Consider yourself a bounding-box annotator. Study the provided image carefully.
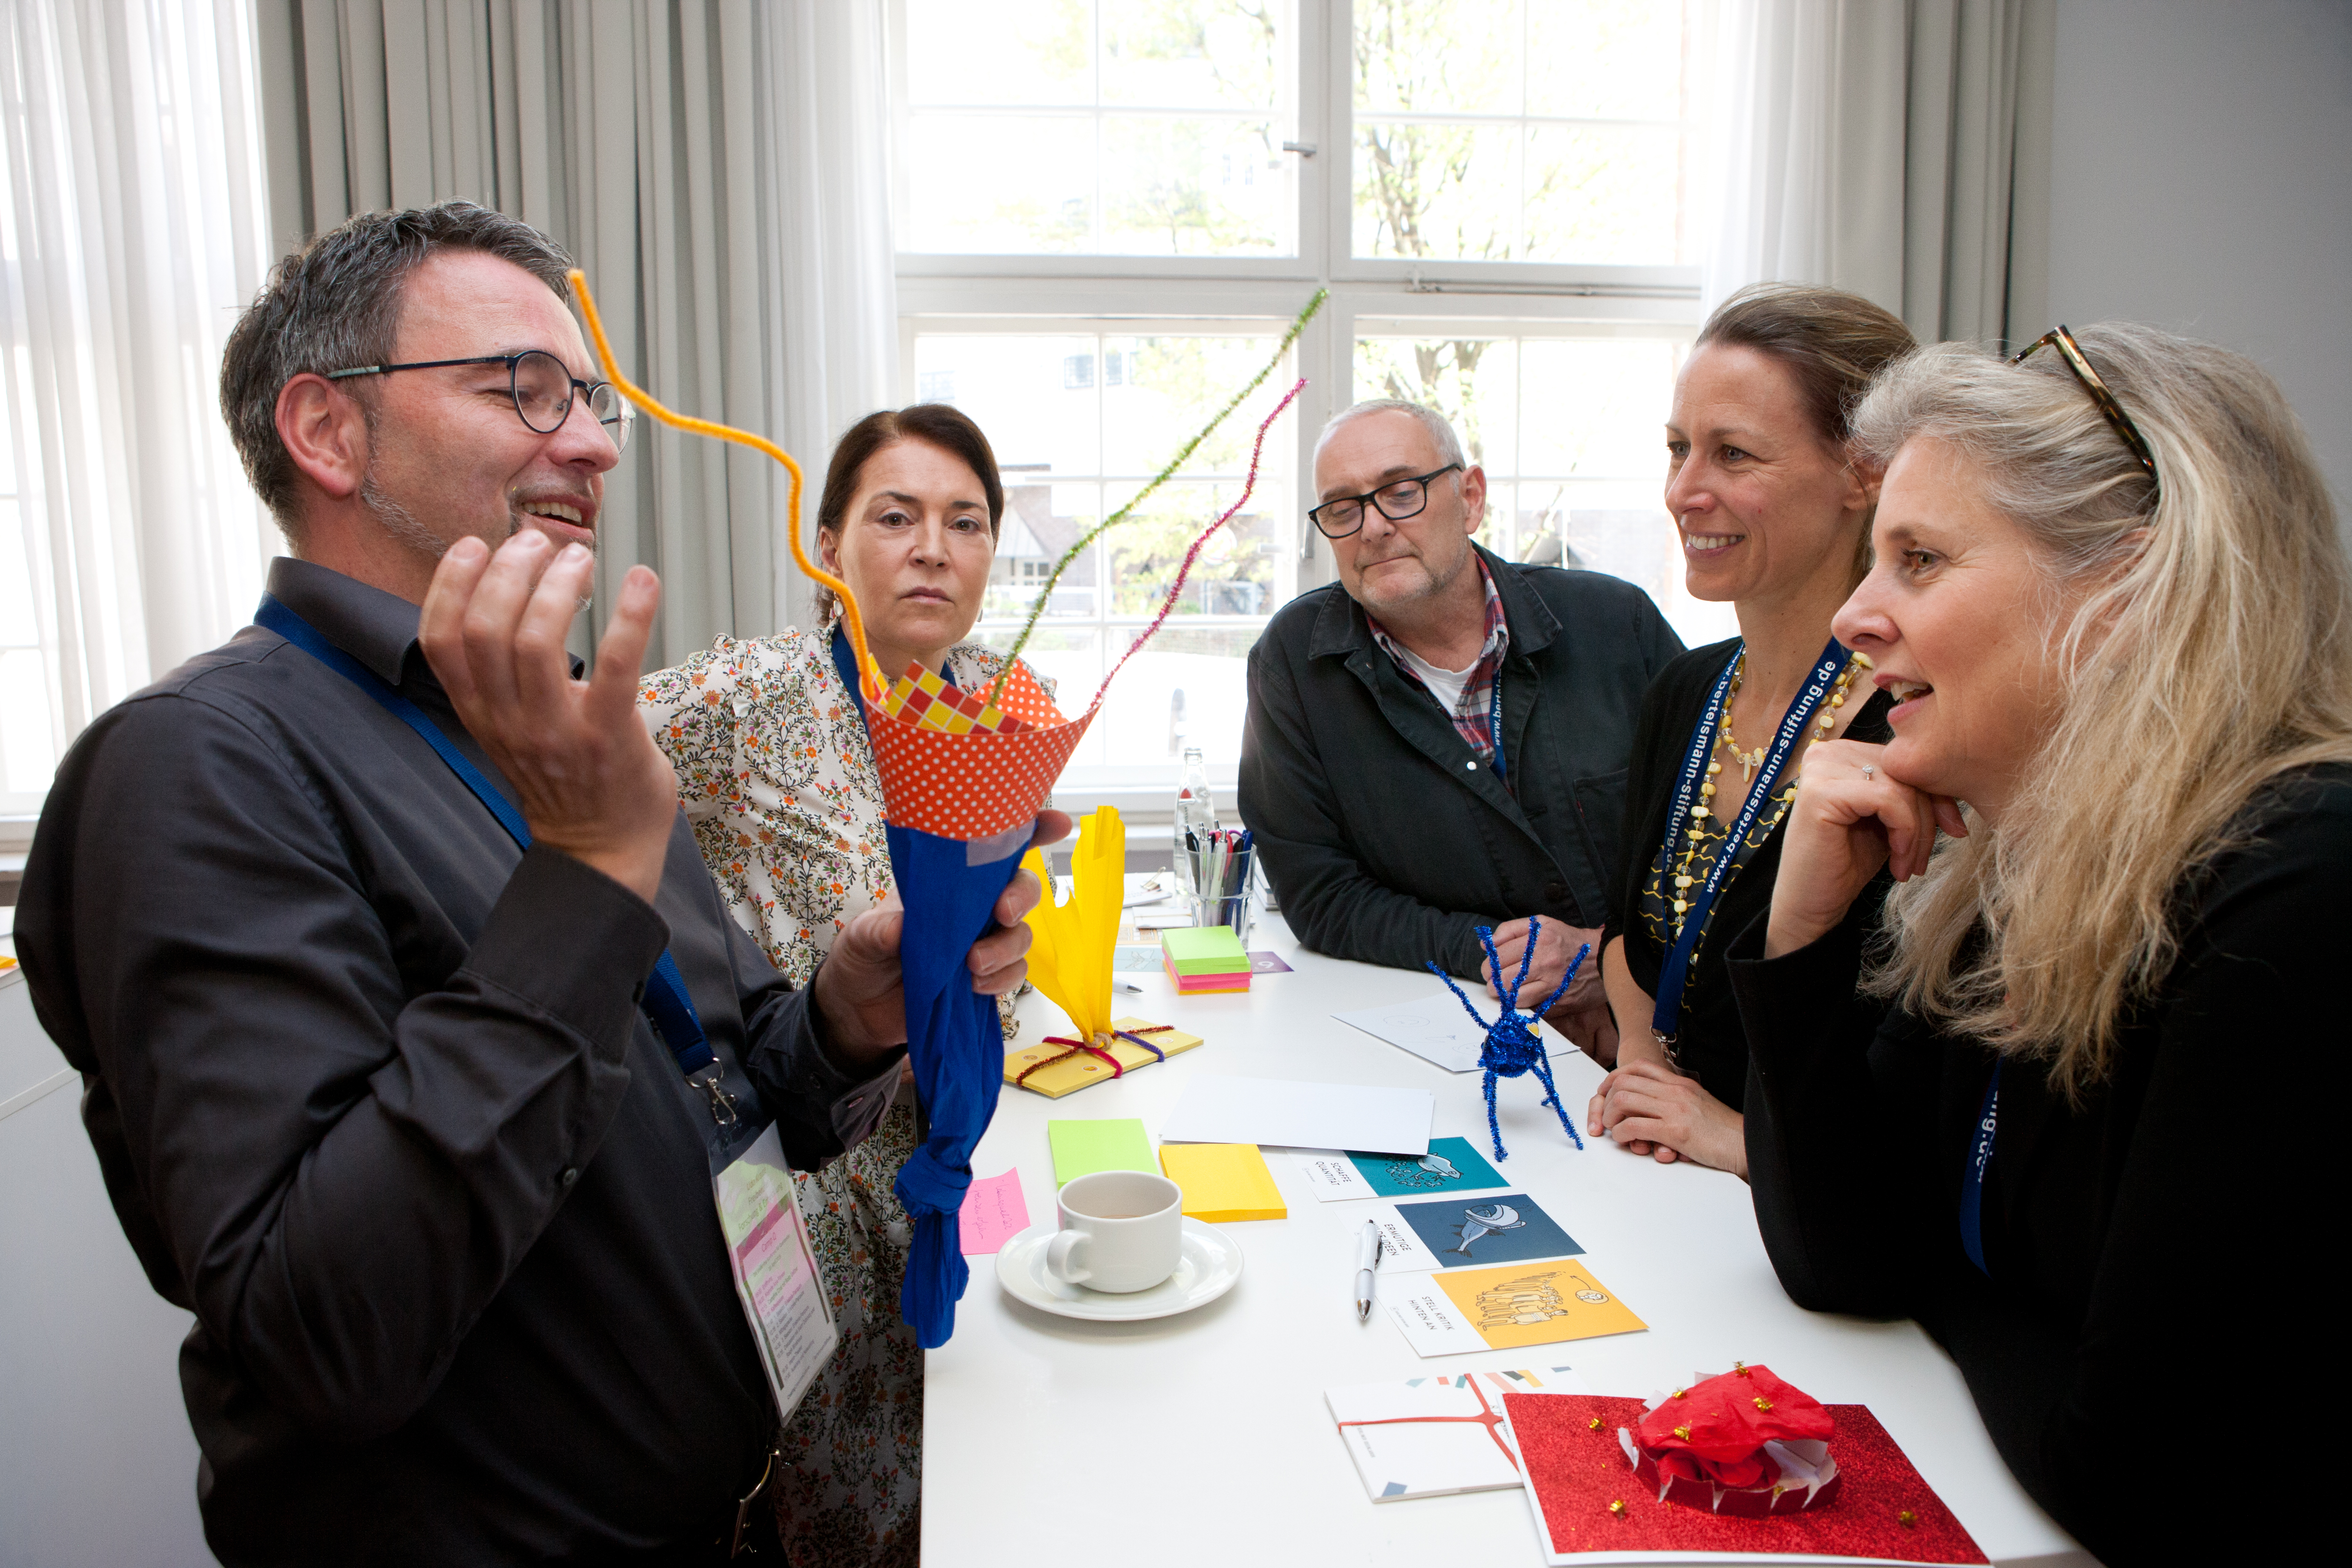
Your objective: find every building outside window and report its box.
[891,0,1731,812]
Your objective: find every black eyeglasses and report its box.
[325,350,634,451]
[2011,326,2156,491]
[1307,464,1463,539]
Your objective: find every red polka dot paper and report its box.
[867,660,1095,841]
[1503,1394,1988,1564]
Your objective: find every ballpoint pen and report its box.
[1355,1219,1382,1322]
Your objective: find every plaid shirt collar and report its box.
[1366,553,1510,760]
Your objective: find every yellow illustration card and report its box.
[1385,1258,1647,1356]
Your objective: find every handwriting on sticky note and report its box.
[958,1168,1031,1255]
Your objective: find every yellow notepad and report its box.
[1158,1143,1287,1222]
[1004,1016,1204,1099]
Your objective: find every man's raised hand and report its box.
[419,533,679,902]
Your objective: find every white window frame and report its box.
[891,0,1704,819]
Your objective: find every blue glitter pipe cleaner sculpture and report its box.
[1427,919,1590,1160]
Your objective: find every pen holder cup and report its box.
[1186,865,1256,947]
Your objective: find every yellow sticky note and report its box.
[1433,1259,1647,1350]
[1158,1143,1287,1223]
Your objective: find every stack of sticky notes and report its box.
[1161,924,1252,994]
[1159,1143,1287,1222]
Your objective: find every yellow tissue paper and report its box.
[1020,807,1124,1052]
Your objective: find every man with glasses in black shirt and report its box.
[16,203,1061,1565]
[1240,399,1679,1056]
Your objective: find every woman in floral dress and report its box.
[639,404,1046,1567]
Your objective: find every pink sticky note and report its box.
[958,1168,1031,1255]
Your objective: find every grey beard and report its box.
[362,473,594,613]
[359,470,518,559]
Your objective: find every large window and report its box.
[0,441,53,817]
[892,0,1728,806]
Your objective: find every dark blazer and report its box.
[1239,545,1682,979]
[1727,763,2349,1566]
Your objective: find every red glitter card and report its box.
[1503,1394,1988,1565]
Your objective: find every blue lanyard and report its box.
[1960,1060,2001,1274]
[255,595,716,1078]
[1649,637,1847,1045]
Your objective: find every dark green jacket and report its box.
[1239,544,1681,979]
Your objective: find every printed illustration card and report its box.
[1384,1259,1646,1357]
[1352,1192,1584,1274]
[1326,1365,1589,1502]
[1290,1135,1508,1203]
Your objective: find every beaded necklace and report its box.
[1661,650,1864,936]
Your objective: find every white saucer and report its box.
[994,1217,1244,1322]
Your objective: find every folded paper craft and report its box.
[1624,1364,1838,1516]
[577,270,1319,1348]
[1503,1388,1988,1565]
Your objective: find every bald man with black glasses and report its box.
[1240,398,1681,1056]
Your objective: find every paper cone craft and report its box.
[574,270,1321,1348]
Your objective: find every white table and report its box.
[923,915,2093,1567]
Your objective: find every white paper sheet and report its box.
[1158,1076,1433,1156]
[1326,1366,1589,1502]
[1331,993,1570,1074]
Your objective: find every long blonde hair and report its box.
[1852,326,2352,1097]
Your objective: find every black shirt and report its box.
[1727,764,2348,1565]
[1605,637,1892,1107]
[16,558,903,1566]
[1239,546,1682,979]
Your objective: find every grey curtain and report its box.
[253,0,897,662]
[1704,0,2056,350]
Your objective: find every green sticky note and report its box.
[1047,1119,1156,1187]
[1160,924,1250,975]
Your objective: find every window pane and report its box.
[1102,478,1280,619]
[1354,0,1520,114]
[1101,334,1294,476]
[903,0,1093,106]
[1527,0,1686,119]
[1352,0,1690,264]
[901,0,1296,257]
[1354,336,1519,475]
[905,115,1097,254]
[914,335,1102,475]
[1090,624,1261,766]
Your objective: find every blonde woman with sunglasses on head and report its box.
[1731,325,2348,1566]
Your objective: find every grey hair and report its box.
[1316,397,1467,470]
[219,201,574,544]
[1851,325,2352,1096]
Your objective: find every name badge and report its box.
[713,1124,838,1420]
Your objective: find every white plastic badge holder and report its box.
[714,1123,838,1418]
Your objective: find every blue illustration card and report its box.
[1388,1192,1583,1270]
[1347,1136,1506,1197]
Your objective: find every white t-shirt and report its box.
[1391,639,1481,715]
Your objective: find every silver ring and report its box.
[1860,763,1877,781]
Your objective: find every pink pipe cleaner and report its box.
[1089,377,1307,711]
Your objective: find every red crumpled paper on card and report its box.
[1636,1364,1835,1463]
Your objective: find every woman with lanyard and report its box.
[1587,285,1915,1175]
[1731,324,2345,1564]
[638,404,1048,1568]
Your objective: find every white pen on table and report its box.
[1355,1219,1382,1322]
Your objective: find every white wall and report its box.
[0,972,216,1568]
[2047,0,2352,520]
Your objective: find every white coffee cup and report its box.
[1044,1170,1184,1293]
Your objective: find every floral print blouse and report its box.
[639,626,1052,990]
